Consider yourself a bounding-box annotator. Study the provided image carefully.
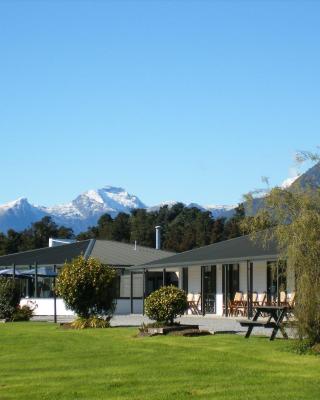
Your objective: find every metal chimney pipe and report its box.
[155,226,161,250]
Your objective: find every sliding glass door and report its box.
[202,265,216,313]
[222,264,240,315]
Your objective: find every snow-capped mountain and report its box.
[0,187,147,234]
[205,204,237,219]
[147,201,179,212]
[0,198,46,233]
[0,187,235,234]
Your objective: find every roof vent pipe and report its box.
[155,226,161,250]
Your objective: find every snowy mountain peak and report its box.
[281,175,301,189]
[2,197,29,209]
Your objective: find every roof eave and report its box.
[130,253,280,271]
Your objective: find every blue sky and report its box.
[0,1,319,207]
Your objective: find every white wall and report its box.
[20,298,75,316]
[20,298,143,316]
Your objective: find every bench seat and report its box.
[238,320,277,329]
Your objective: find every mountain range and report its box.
[0,186,235,234]
[1,162,319,234]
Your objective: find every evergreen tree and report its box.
[112,213,131,242]
[224,203,246,239]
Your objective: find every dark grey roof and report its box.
[132,235,279,270]
[90,240,174,266]
[0,240,92,267]
[0,239,174,268]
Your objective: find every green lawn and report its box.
[0,323,319,400]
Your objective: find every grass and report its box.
[0,323,319,400]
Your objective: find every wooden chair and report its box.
[238,292,259,316]
[288,292,296,308]
[235,292,247,316]
[286,292,296,318]
[252,292,258,304]
[193,293,201,315]
[228,291,243,316]
[187,293,201,315]
[258,292,267,306]
[271,291,287,306]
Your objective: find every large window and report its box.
[202,265,216,313]
[116,271,144,299]
[19,275,55,298]
[222,264,240,302]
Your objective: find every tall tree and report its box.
[112,213,131,242]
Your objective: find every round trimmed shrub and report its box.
[0,278,20,320]
[145,285,188,325]
[56,256,117,321]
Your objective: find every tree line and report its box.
[0,203,247,255]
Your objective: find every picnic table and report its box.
[239,305,289,341]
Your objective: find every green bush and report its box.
[145,285,188,325]
[12,305,34,321]
[71,316,111,329]
[0,278,21,320]
[56,256,117,321]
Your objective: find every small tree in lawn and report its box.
[241,152,320,346]
[145,286,188,325]
[56,256,117,328]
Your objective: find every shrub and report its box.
[0,278,21,320]
[145,285,188,325]
[56,256,117,321]
[12,305,34,321]
[71,316,111,329]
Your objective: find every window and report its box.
[182,268,188,293]
[222,264,240,301]
[202,265,216,313]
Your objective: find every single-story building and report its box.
[0,234,295,318]
[0,239,174,316]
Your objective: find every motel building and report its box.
[0,235,295,318]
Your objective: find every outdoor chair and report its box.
[238,292,248,316]
[193,293,201,314]
[187,293,201,315]
[286,292,296,319]
[258,292,267,306]
[228,291,243,316]
[271,290,287,306]
[238,292,259,316]
[288,292,296,308]
[252,292,259,307]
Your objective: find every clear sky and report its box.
[0,1,319,207]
